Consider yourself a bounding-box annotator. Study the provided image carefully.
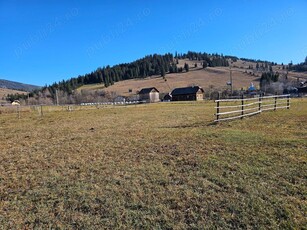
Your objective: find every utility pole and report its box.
[164,78,171,92]
[56,89,59,106]
[230,68,233,95]
[229,63,233,95]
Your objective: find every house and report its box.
[247,82,258,96]
[11,100,20,106]
[248,82,256,92]
[171,86,204,101]
[138,87,160,103]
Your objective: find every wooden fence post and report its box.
[287,95,290,109]
[17,106,20,119]
[274,93,277,111]
[41,105,43,117]
[213,94,290,122]
[216,93,220,122]
[241,94,244,119]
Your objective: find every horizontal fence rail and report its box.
[0,101,149,119]
[215,94,290,122]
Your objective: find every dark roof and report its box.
[298,86,307,93]
[138,87,159,94]
[171,86,204,96]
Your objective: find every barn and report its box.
[138,87,160,103]
[171,86,204,101]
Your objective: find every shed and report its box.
[12,100,20,106]
[171,86,204,101]
[138,87,160,103]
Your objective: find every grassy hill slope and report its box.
[83,59,307,96]
[0,88,28,103]
[0,79,40,92]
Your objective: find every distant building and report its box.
[247,82,258,96]
[171,86,204,101]
[248,82,256,92]
[138,87,160,103]
[163,93,172,101]
[11,100,20,106]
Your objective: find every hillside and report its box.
[6,52,307,104]
[88,59,262,96]
[0,79,40,92]
[85,59,307,96]
[0,88,28,103]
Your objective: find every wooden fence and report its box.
[215,94,290,122]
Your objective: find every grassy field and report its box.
[0,99,306,229]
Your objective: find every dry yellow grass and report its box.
[76,84,105,92]
[0,99,306,228]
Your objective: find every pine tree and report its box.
[161,66,166,77]
[184,63,189,72]
[203,61,208,68]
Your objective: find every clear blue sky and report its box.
[1,0,306,86]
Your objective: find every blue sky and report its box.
[1,0,306,86]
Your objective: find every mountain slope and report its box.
[101,59,307,96]
[0,79,41,92]
[102,59,260,96]
[0,88,28,103]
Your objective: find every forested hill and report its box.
[45,52,230,98]
[0,79,41,92]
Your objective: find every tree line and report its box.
[46,53,174,98]
[176,51,229,67]
[49,51,230,96]
[288,56,307,72]
[260,72,279,89]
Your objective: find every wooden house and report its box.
[138,87,160,103]
[171,86,204,101]
[11,100,20,106]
